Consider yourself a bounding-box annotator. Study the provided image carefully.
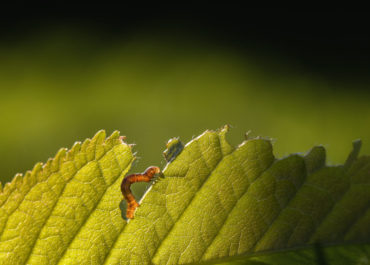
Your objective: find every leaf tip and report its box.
[344,139,362,169]
[13,174,23,188]
[3,182,12,194]
[107,130,122,144]
[92,129,107,143]
[304,145,326,174]
[55,147,68,163]
[81,137,91,150]
[32,162,43,175]
[67,143,79,160]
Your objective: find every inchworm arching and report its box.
[121,166,161,219]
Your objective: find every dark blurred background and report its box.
[1,8,369,195]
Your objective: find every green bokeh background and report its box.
[1,27,369,197]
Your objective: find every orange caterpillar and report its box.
[121,166,161,219]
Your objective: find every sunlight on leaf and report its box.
[0,127,369,265]
[0,131,134,264]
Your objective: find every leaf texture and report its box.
[0,127,369,265]
[0,131,134,265]
[214,243,370,265]
[104,127,370,265]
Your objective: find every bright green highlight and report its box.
[0,131,134,265]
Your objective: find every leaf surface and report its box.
[105,128,370,264]
[0,131,134,264]
[0,128,369,265]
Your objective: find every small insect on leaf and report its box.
[121,166,161,219]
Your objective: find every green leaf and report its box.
[0,131,134,264]
[104,128,369,265]
[211,243,370,265]
[0,128,369,265]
